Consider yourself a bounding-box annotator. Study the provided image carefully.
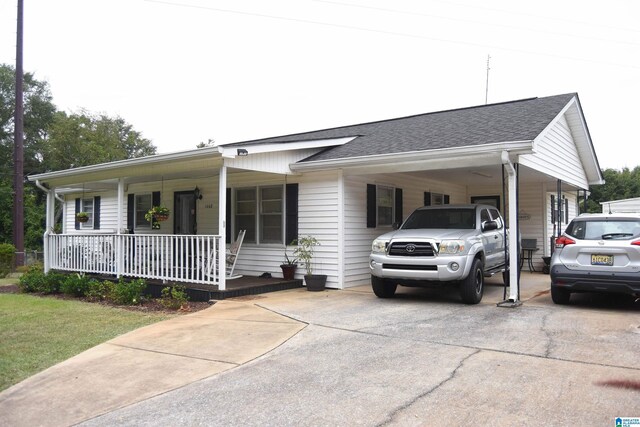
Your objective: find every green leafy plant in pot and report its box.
[292,235,326,291]
[76,212,90,223]
[280,242,298,280]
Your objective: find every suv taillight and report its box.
[631,240,640,246]
[555,236,576,248]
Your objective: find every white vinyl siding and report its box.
[520,114,589,189]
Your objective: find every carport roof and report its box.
[225,93,577,162]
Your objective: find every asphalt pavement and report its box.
[0,272,638,426]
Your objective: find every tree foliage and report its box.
[0,63,157,250]
[45,110,156,171]
[586,167,640,212]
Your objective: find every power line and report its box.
[144,0,640,70]
[313,0,640,48]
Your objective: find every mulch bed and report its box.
[0,284,212,315]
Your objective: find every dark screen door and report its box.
[174,192,196,235]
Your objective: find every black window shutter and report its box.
[285,183,299,244]
[366,184,376,228]
[564,198,569,223]
[226,188,231,243]
[394,188,403,224]
[75,198,81,230]
[424,192,431,206]
[550,195,556,224]
[444,194,450,205]
[127,194,135,231]
[93,196,101,230]
[152,191,161,207]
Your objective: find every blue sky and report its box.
[1,0,638,169]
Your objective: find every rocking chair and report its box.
[225,230,246,279]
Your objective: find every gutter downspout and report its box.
[499,151,521,306]
[35,180,53,273]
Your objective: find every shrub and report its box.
[42,270,66,294]
[110,278,146,305]
[18,263,46,293]
[85,280,115,302]
[159,285,189,310]
[60,273,94,297]
[0,243,16,278]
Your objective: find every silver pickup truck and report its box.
[369,204,509,304]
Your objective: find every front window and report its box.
[234,186,284,244]
[135,194,152,228]
[81,198,94,228]
[377,186,394,226]
[260,186,283,243]
[402,208,476,230]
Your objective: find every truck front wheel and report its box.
[371,275,397,298]
[460,258,484,304]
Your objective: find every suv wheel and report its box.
[371,275,397,298]
[460,258,484,304]
[551,286,570,304]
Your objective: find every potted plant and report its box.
[145,206,170,222]
[76,212,90,223]
[293,235,326,291]
[280,243,298,280]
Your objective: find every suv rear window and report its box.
[565,218,640,240]
[402,209,476,230]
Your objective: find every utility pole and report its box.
[13,0,25,266]
[485,54,490,105]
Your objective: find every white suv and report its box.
[550,213,640,304]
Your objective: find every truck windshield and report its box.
[402,209,476,230]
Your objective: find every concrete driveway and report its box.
[2,272,639,426]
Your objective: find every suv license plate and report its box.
[591,254,613,266]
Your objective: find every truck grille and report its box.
[388,242,435,257]
[383,264,437,271]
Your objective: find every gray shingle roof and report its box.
[228,93,576,162]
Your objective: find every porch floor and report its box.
[145,276,304,301]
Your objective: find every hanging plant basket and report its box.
[76,212,90,223]
[145,206,170,223]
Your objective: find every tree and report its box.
[586,167,640,212]
[0,64,56,249]
[44,110,156,171]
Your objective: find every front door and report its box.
[174,191,196,235]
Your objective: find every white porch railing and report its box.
[45,234,222,286]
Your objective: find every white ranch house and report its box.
[30,93,603,302]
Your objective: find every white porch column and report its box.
[502,151,520,303]
[218,165,227,290]
[43,188,54,273]
[117,178,124,233]
[116,178,125,277]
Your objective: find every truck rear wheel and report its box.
[460,258,484,304]
[371,275,397,298]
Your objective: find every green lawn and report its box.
[0,293,173,391]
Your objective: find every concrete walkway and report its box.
[0,300,306,427]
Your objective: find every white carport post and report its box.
[218,165,227,291]
[501,151,521,305]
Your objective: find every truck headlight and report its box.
[371,239,388,254]
[439,240,465,255]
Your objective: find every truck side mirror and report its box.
[482,220,498,232]
[392,222,401,230]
